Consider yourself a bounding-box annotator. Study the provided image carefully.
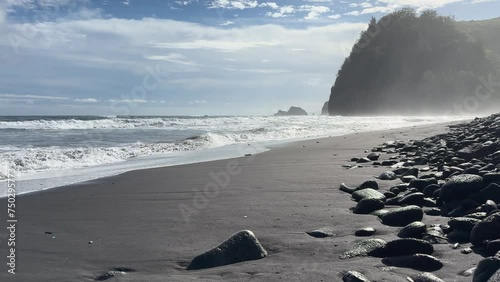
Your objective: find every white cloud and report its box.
[0,15,367,115]
[220,20,235,26]
[75,98,98,103]
[208,0,258,10]
[265,5,295,17]
[328,14,342,19]
[0,93,69,100]
[301,5,331,20]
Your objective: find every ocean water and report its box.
[0,115,469,196]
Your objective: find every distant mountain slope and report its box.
[328,9,500,116]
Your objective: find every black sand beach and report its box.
[1,122,487,282]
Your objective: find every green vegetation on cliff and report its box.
[328,9,500,116]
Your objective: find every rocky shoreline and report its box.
[335,113,500,281]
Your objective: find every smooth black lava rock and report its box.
[423,184,441,197]
[340,239,387,259]
[378,171,397,180]
[473,255,500,282]
[357,180,379,190]
[354,198,385,214]
[478,183,500,203]
[448,217,481,232]
[398,221,427,238]
[342,270,370,282]
[487,240,500,255]
[370,238,433,257]
[382,254,443,271]
[352,188,386,202]
[409,272,445,282]
[187,230,267,270]
[409,178,438,192]
[306,227,336,238]
[367,152,380,161]
[440,174,484,203]
[355,227,376,237]
[380,205,424,227]
[399,192,425,206]
[471,212,500,246]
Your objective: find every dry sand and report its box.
[0,122,478,281]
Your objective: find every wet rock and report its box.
[473,255,500,282]
[370,238,433,257]
[487,240,500,255]
[423,184,441,198]
[352,188,386,202]
[440,174,484,203]
[448,217,481,232]
[478,183,500,203]
[355,227,376,237]
[380,205,424,227]
[381,254,443,271]
[340,183,357,194]
[399,192,425,206]
[378,171,397,180]
[471,212,500,246]
[398,221,426,238]
[425,208,442,216]
[402,168,419,178]
[354,198,385,214]
[409,178,438,192]
[306,227,336,238]
[187,230,267,270]
[357,157,371,163]
[340,239,386,259]
[408,272,445,282]
[357,180,379,190]
[342,270,370,282]
[367,152,380,161]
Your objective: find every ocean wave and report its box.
[0,115,471,179]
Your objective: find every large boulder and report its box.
[187,230,267,270]
[473,254,500,282]
[471,212,500,246]
[439,174,485,202]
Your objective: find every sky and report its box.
[0,0,498,116]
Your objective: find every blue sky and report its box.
[0,0,498,116]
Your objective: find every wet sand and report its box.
[0,122,479,281]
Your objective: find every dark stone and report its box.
[356,180,379,190]
[398,221,426,238]
[380,205,424,227]
[487,240,500,255]
[340,239,386,259]
[306,227,336,238]
[425,208,442,216]
[478,183,500,203]
[367,152,380,161]
[439,174,484,203]
[448,217,481,232]
[473,255,500,282]
[423,184,441,197]
[382,254,443,271]
[398,192,425,206]
[354,198,385,214]
[484,173,500,184]
[187,230,267,270]
[379,171,397,180]
[355,227,376,237]
[370,238,433,257]
[402,167,419,177]
[409,178,438,192]
[340,183,356,194]
[342,271,370,282]
[471,212,500,246]
[410,272,445,282]
[352,188,386,202]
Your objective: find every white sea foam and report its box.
[0,115,471,195]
